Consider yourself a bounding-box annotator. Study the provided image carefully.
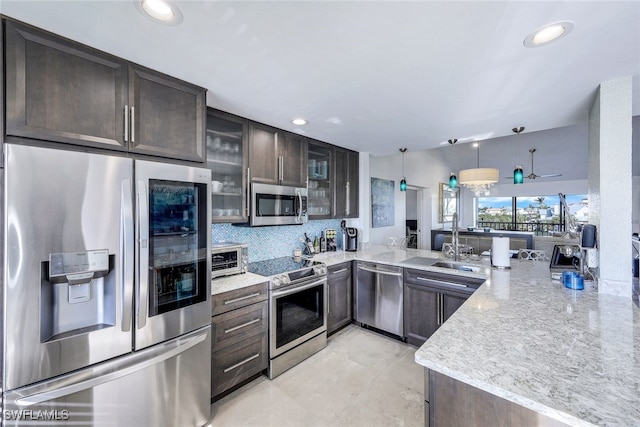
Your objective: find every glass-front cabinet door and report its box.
[307,139,333,218]
[206,109,248,223]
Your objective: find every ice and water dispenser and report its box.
[41,249,116,342]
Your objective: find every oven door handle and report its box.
[271,277,326,297]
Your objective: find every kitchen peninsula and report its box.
[212,246,640,426]
[314,247,640,427]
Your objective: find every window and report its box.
[476,194,588,236]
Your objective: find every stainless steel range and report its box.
[249,257,327,379]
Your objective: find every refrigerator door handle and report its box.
[137,179,149,328]
[14,329,207,407]
[121,179,134,332]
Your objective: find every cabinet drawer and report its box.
[212,282,268,316]
[211,301,267,351]
[211,333,267,397]
[328,262,352,279]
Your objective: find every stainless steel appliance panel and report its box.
[3,327,211,427]
[355,262,404,336]
[269,277,327,358]
[4,144,134,391]
[211,242,248,278]
[250,183,307,226]
[134,160,212,351]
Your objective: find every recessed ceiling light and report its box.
[292,118,308,126]
[135,0,183,25]
[524,21,574,47]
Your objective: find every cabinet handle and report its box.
[278,155,284,182]
[124,105,129,142]
[331,268,349,275]
[346,182,350,216]
[245,167,251,214]
[130,106,135,143]
[223,353,260,373]
[224,292,260,305]
[417,276,469,289]
[224,318,260,334]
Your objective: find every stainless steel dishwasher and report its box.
[355,261,404,337]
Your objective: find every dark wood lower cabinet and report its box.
[403,269,481,347]
[211,282,268,400]
[426,369,569,427]
[327,261,353,335]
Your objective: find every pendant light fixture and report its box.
[459,141,499,196]
[447,139,458,189]
[399,148,407,191]
[512,127,525,184]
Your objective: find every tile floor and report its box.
[208,325,424,427]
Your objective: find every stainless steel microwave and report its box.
[250,183,308,226]
[211,242,248,278]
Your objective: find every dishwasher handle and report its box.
[357,264,403,277]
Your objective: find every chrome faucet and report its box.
[452,212,459,261]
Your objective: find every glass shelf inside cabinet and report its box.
[307,143,332,217]
[206,129,243,167]
[206,114,247,220]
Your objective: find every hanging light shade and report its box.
[400,178,407,191]
[399,148,407,191]
[447,139,458,189]
[449,172,458,189]
[458,142,499,196]
[513,165,524,184]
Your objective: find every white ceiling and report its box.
[2,1,639,156]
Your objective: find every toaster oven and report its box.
[211,242,248,278]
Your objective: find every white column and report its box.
[588,76,633,296]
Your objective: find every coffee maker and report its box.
[340,220,358,252]
[344,227,358,252]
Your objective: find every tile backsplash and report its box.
[212,219,344,262]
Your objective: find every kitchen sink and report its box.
[430,261,480,272]
[400,257,480,273]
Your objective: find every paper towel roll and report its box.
[492,237,511,268]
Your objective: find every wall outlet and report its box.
[586,248,598,268]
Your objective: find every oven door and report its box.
[269,277,327,357]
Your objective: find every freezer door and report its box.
[3,144,135,391]
[3,327,211,427]
[134,160,211,350]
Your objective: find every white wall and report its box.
[589,77,633,296]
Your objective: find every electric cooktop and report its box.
[248,256,323,277]
[248,256,327,289]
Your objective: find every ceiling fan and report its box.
[525,148,562,179]
[506,148,563,180]
[506,126,562,181]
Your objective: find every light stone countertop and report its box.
[319,246,640,426]
[209,245,640,426]
[211,272,269,295]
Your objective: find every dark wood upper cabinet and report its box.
[248,123,306,187]
[279,131,307,187]
[4,19,206,163]
[248,122,280,184]
[128,65,205,162]
[335,148,359,218]
[4,20,128,151]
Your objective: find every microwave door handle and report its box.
[121,179,134,332]
[296,190,302,223]
[137,180,149,329]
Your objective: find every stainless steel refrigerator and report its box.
[2,144,212,426]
